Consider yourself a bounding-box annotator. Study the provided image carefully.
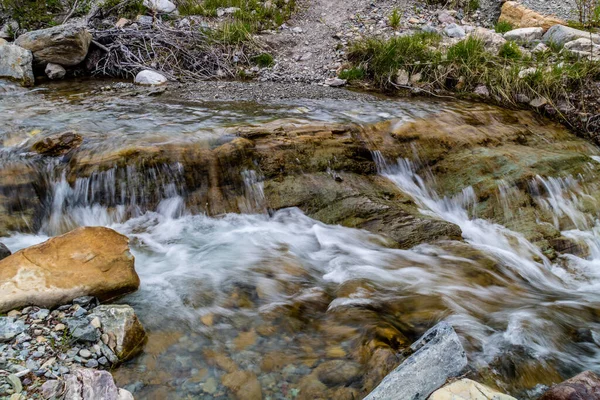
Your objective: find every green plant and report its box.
[0,0,63,30]
[253,52,274,67]
[100,0,146,19]
[494,20,514,34]
[389,8,402,30]
[467,0,480,14]
[498,41,522,60]
[338,67,365,81]
[447,36,486,64]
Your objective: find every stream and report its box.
[2,80,600,399]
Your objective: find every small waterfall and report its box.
[239,169,267,214]
[41,163,188,235]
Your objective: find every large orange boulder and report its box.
[0,227,139,313]
[499,1,564,31]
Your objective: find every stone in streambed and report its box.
[0,242,10,261]
[90,304,147,361]
[364,321,467,400]
[31,131,82,156]
[15,24,92,66]
[0,226,139,313]
[430,379,517,399]
[315,360,362,386]
[0,44,34,87]
[539,370,600,400]
[45,63,66,80]
[221,370,262,400]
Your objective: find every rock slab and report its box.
[15,24,92,66]
[43,367,134,400]
[540,371,600,400]
[364,321,467,400]
[543,25,600,47]
[499,1,564,31]
[0,226,139,313]
[0,44,34,87]
[430,379,517,400]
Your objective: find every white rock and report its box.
[396,69,409,85]
[216,7,240,17]
[143,0,177,13]
[325,78,346,87]
[474,85,490,98]
[45,63,66,80]
[0,44,34,87]
[504,27,544,43]
[564,38,600,59]
[134,70,167,85]
[470,27,506,52]
[543,24,600,48]
[518,67,537,79]
[430,379,517,400]
[532,42,549,53]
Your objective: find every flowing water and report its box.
[3,79,600,399]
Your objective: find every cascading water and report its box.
[5,80,600,398]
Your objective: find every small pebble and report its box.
[86,359,98,368]
[79,349,91,358]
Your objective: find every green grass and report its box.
[0,0,63,29]
[100,0,146,19]
[346,31,600,113]
[253,52,274,67]
[494,20,514,34]
[389,8,402,30]
[498,41,523,60]
[348,32,442,87]
[338,67,365,81]
[467,0,480,13]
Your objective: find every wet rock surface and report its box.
[0,227,139,313]
[0,44,34,87]
[365,321,467,400]
[539,371,600,400]
[15,24,92,66]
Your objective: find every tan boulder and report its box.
[499,1,564,31]
[0,227,139,313]
[429,379,517,399]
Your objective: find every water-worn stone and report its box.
[315,360,362,386]
[63,367,134,400]
[134,70,167,85]
[221,370,262,400]
[90,305,147,361]
[0,317,26,342]
[499,1,564,31]
[364,321,467,400]
[542,25,600,48]
[430,379,517,399]
[0,44,34,87]
[0,226,139,313]
[0,243,11,261]
[143,0,177,13]
[539,370,600,400]
[504,27,544,43]
[31,131,82,156]
[45,63,66,80]
[15,24,92,66]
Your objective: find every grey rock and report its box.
[41,379,65,399]
[421,25,438,34]
[73,296,96,307]
[563,38,600,59]
[143,0,177,13]
[542,24,600,48]
[324,78,346,87]
[64,368,122,400]
[32,309,49,320]
[444,24,466,39]
[504,27,544,43]
[0,44,34,87]
[0,242,10,260]
[135,70,167,85]
[65,317,100,343]
[90,304,147,361]
[136,15,154,28]
[470,27,506,52]
[15,24,92,66]
[0,317,26,342]
[45,63,66,80]
[0,21,19,40]
[364,321,467,400]
[86,359,99,368]
[73,307,87,318]
[438,12,457,24]
[474,84,490,98]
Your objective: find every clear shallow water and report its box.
[3,81,600,398]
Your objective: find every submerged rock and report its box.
[31,131,83,156]
[90,305,147,361]
[0,226,139,313]
[364,321,467,400]
[430,379,517,399]
[539,371,600,400]
[15,24,92,66]
[0,44,34,87]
